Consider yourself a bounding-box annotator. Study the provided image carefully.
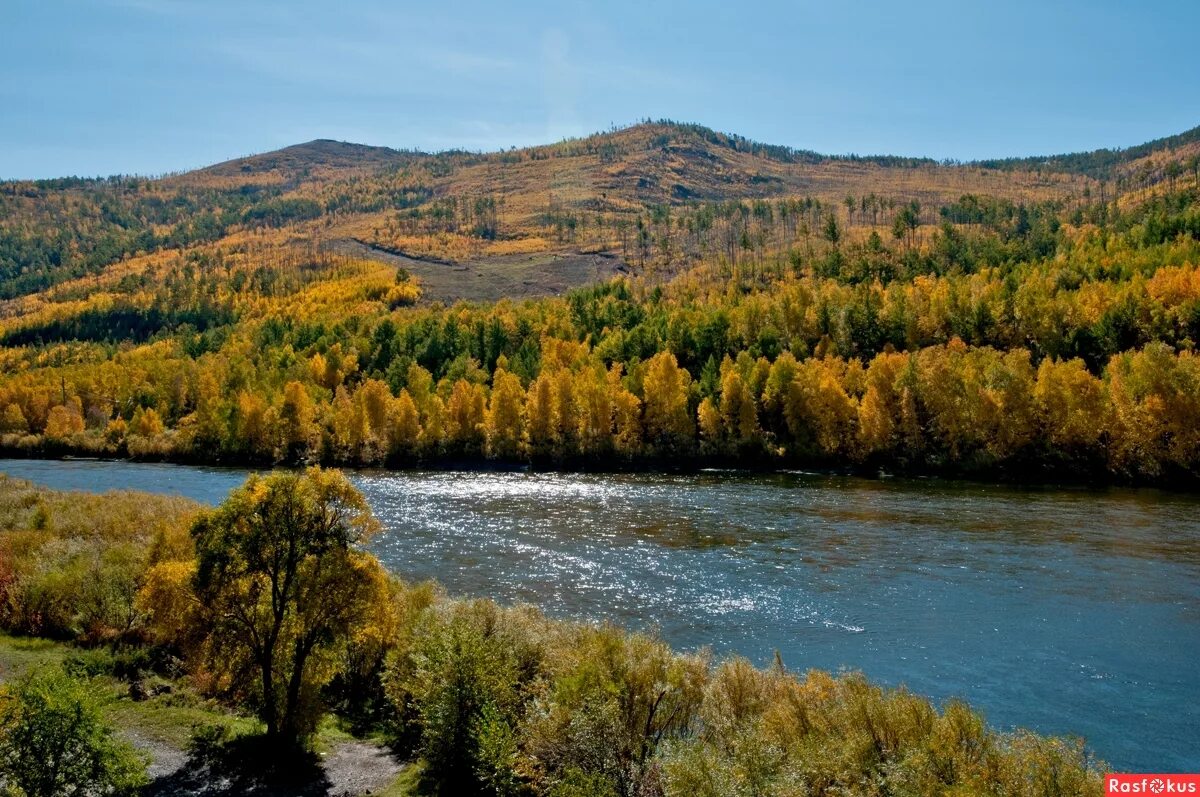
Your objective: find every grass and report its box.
[0,632,250,751]
[377,762,425,797]
[312,713,360,752]
[104,693,259,750]
[0,633,71,680]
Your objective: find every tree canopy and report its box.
[191,466,385,747]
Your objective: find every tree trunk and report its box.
[261,657,278,738]
[281,641,313,746]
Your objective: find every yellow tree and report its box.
[551,369,579,457]
[1036,358,1105,446]
[393,389,422,458]
[914,341,984,461]
[609,366,642,457]
[984,350,1037,460]
[406,364,436,416]
[191,468,385,748]
[228,391,273,457]
[718,360,759,450]
[190,371,226,450]
[311,345,358,391]
[1106,344,1200,475]
[136,560,198,646]
[574,367,613,457]
[356,379,395,462]
[309,352,330,389]
[642,352,694,454]
[858,352,906,457]
[44,400,85,441]
[328,386,365,462]
[0,403,27,434]
[280,381,318,460]
[784,360,858,458]
[419,395,447,456]
[485,368,524,459]
[130,406,165,438]
[697,396,722,454]
[445,380,486,454]
[761,351,799,439]
[523,373,556,458]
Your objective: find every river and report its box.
[2,458,1196,771]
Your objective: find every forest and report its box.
[0,469,1105,796]
[0,121,1198,483]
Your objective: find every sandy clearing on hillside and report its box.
[332,239,628,304]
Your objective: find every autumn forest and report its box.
[2,120,1200,483]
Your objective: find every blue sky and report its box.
[2,0,1197,178]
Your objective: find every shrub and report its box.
[0,668,148,797]
[389,600,548,793]
[0,476,198,642]
[659,669,1105,797]
[523,624,708,797]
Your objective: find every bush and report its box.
[0,668,148,797]
[389,600,548,794]
[0,476,198,643]
[382,599,1103,797]
[523,624,708,797]
[658,668,1105,797]
[186,722,232,765]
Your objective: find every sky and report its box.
[1,0,1197,179]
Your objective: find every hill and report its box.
[0,120,1198,483]
[0,122,1063,300]
[188,138,418,181]
[976,123,1200,180]
[4,120,1194,303]
[5,119,1198,305]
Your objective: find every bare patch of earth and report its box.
[332,239,628,304]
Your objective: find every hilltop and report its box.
[191,138,418,180]
[168,120,1094,210]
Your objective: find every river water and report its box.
[2,458,1197,771]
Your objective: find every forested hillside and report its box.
[1,121,1199,482]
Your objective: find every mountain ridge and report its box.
[177,119,1200,186]
[10,119,1196,186]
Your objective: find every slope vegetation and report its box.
[0,121,1198,483]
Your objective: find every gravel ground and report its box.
[126,730,406,796]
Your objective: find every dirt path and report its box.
[127,730,407,796]
[124,729,190,781]
[332,239,627,304]
[320,741,406,795]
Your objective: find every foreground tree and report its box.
[192,467,384,749]
[0,669,147,797]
